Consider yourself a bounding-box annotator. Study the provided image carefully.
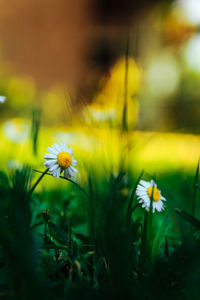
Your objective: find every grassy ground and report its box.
[0,140,200,299]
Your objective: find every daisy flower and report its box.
[0,96,6,103]
[44,143,78,179]
[3,118,29,143]
[136,180,166,213]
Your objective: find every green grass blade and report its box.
[191,159,199,216]
[175,208,200,230]
[165,236,169,258]
[126,169,144,223]
[122,28,130,133]
[31,107,41,156]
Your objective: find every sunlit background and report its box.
[0,0,200,188]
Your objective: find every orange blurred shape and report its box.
[0,0,91,89]
[164,11,196,46]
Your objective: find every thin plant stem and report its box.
[29,168,49,196]
[33,169,88,197]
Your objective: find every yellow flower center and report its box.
[57,151,72,168]
[147,186,161,202]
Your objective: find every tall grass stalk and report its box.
[191,160,199,216]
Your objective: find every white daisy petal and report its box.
[136,187,146,193]
[136,190,146,196]
[137,192,148,197]
[56,168,61,179]
[72,158,77,166]
[52,143,62,152]
[44,159,57,168]
[63,143,68,151]
[52,170,58,177]
[44,153,57,159]
[47,147,59,155]
[68,167,74,178]
[138,180,150,188]
[70,166,78,173]
[49,164,59,172]
[156,202,164,212]
[60,144,65,151]
[68,147,73,155]
[161,196,167,201]
[150,180,157,187]
[137,185,146,189]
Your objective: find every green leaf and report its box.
[114,171,125,186]
[175,208,200,230]
[49,222,70,246]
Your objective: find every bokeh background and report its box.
[0,0,200,184]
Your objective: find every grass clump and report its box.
[0,164,199,299]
